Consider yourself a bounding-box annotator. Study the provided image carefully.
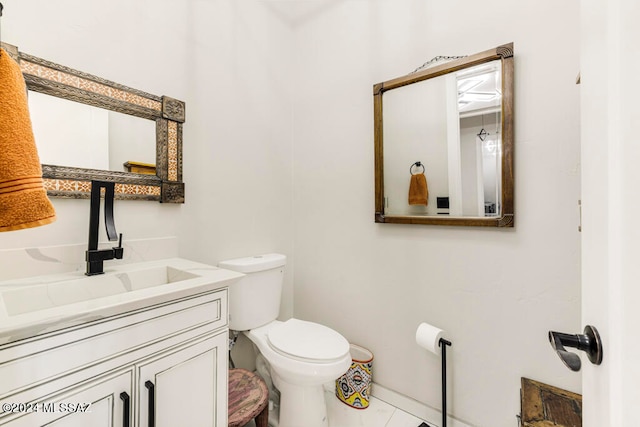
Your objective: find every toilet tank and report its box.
[218,253,286,331]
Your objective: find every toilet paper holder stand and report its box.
[439,338,452,427]
[417,337,452,427]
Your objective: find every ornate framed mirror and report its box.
[1,42,185,203]
[374,43,514,226]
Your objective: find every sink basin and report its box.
[2,266,200,316]
[0,258,244,346]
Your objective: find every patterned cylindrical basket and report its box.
[335,344,374,409]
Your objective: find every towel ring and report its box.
[477,128,489,141]
[410,161,425,175]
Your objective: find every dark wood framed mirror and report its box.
[374,43,514,226]
[1,42,185,203]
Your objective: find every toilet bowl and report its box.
[218,254,351,427]
[245,319,351,427]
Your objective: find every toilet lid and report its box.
[267,319,350,362]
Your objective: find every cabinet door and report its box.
[137,332,227,427]
[1,370,133,427]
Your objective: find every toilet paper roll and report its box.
[415,322,445,354]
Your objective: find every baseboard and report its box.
[371,383,474,427]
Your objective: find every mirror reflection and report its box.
[29,91,156,173]
[374,43,514,227]
[382,60,502,217]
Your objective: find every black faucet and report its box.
[86,180,124,276]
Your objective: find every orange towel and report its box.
[408,173,429,205]
[0,48,56,232]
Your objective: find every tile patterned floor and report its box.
[242,388,430,427]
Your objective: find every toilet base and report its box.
[273,376,329,427]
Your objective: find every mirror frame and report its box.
[374,43,514,227]
[1,42,185,203]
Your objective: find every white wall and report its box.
[292,1,581,426]
[1,0,295,317]
[174,1,295,317]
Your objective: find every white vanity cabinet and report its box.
[0,287,229,427]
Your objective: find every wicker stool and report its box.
[228,368,269,427]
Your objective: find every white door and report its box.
[137,333,228,427]
[581,0,640,425]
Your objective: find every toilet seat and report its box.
[267,319,349,363]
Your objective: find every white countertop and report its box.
[0,258,243,345]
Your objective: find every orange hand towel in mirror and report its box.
[408,173,429,206]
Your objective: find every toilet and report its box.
[219,254,351,427]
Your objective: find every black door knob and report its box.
[548,325,603,371]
